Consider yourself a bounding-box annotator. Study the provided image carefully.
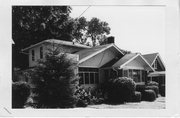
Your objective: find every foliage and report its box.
[12,82,30,108]
[135,83,146,93]
[159,84,165,97]
[106,77,136,104]
[74,86,90,107]
[146,86,159,98]
[12,6,111,68]
[30,48,79,108]
[141,90,156,102]
[12,6,72,69]
[131,91,142,102]
[87,17,110,46]
[74,86,104,107]
[147,81,159,87]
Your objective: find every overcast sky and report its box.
[70,6,165,62]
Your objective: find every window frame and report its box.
[78,67,99,85]
[40,46,43,59]
[31,49,35,61]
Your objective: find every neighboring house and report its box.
[22,39,164,89]
[143,53,166,86]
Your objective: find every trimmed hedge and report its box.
[159,84,165,97]
[147,81,159,87]
[135,83,146,93]
[131,91,141,102]
[107,77,136,104]
[142,89,156,102]
[146,85,159,98]
[12,82,30,108]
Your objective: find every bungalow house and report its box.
[143,53,166,87]
[22,39,164,89]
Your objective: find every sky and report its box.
[70,6,165,61]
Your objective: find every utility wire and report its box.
[78,6,91,18]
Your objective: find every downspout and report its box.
[112,67,118,78]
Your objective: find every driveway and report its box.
[87,97,165,109]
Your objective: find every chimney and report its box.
[107,36,115,44]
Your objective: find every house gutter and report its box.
[112,67,118,77]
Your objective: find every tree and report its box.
[30,47,79,108]
[87,17,111,46]
[73,17,111,46]
[73,17,88,44]
[12,6,72,47]
[12,6,73,69]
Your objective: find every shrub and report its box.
[30,48,79,108]
[142,89,156,102]
[147,81,159,87]
[159,84,165,97]
[131,91,141,102]
[135,83,146,92]
[74,86,90,107]
[107,77,136,104]
[12,82,30,108]
[146,85,159,98]
[74,86,105,107]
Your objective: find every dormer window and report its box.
[32,50,35,61]
[40,46,43,59]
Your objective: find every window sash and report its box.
[79,67,99,85]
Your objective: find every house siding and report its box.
[79,49,119,68]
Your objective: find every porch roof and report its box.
[102,53,155,71]
[76,44,124,64]
[148,71,165,77]
[143,53,158,65]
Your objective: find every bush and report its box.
[74,86,90,107]
[30,48,79,108]
[146,85,159,98]
[107,77,136,104]
[159,84,165,97]
[142,90,156,102]
[147,81,159,87]
[12,82,30,108]
[74,86,105,107]
[131,91,141,102]
[135,83,146,93]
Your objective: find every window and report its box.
[32,50,35,61]
[153,60,158,69]
[40,47,43,59]
[123,70,128,77]
[79,67,99,85]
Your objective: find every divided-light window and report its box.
[79,67,99,85]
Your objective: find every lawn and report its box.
[86,97,165,109]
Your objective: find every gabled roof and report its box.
[112,53,137,68]
[76,43,124,64]
[103,53,155,71]
[142,53,158,65]
[22,39,90,51]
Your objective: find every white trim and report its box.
[22,39,90,52]
[139,54,155,71]
[150,54,158,66]
[22,40,47,52]
[120,54,139,69]
[157,54,166,69]
[120,53,155,72]
[151,53,165,70]
[79,44,124,64]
